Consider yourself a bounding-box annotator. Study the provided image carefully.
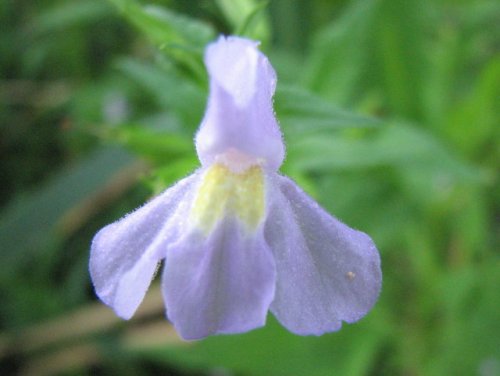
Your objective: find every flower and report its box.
[90,36,382,340]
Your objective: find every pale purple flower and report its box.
[90,36,382,340]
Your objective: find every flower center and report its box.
[190,163,265,234]
[214,148,263,173]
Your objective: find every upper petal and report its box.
[195,36,285,172]
[265,175,382,335]
[89,173,197,319]
[163,218,276,340]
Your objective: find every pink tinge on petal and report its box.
[195,36,285,172]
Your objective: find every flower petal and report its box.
[265,175,382,335]
[195,36,285,171]
[163,218,276,340]
[89,173,197,319]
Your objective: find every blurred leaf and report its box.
[146,157,198,195]
[102,123,193,164]
[115,58,206,129]
[288,123,485,185]
[373,0,430,120]
[305,0,431,121]
[448,186,490,264]
[425,1,500,127]
[431,263,500,375]
[303,0,376,105]
[0,147,138,280]
[216,0,270,42]
[34,0,112,34]
[107,0,215,81]
[268,0,311,53]
[276,85,380,136]
[444,55,500,161]
[141,316,386,376]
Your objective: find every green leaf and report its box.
[425,1,500,127]
[303,0,377,105]
[305,0,431,120]
[34,0,112,34]
[0,147,138,280]
[115,58,206,129]
[276,85,380,136]
[373,0,430,120]
[216,0,270,42]
[444,55,500,161]
[288,122,485,185]
[102,123,193,164]
[138,316,385,376]
[147,157,199,194]
[430,263,500,375]
[107,0,215,81]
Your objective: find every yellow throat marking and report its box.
[191,163,265,234]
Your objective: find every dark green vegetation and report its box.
[1,0,498,375]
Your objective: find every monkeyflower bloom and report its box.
[90,36,382,340]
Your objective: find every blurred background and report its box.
[0,0,499,375]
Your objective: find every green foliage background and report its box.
[0,0,498,375]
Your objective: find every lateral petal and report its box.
[89,173,197,319]
[265,175,382,335]
[163,219,276,340]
